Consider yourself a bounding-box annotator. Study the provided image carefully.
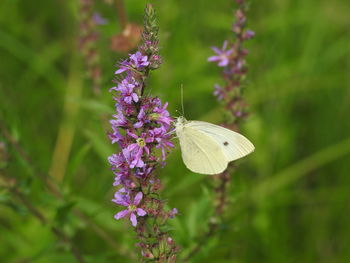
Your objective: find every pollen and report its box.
[137,138,146,147]
[128,205,137,211]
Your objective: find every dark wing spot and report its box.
[223,141,229,146]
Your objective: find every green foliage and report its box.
[1,0,350,262]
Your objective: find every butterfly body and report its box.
[175,116,254,175]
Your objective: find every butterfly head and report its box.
[176,116,187,125]
[175,116,187,132]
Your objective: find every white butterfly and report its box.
[175,116,255,175]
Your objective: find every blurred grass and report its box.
[1,0,350,262]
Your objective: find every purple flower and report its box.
[169,208,178,218]
[134,108,148,128]
[208,41,233,67]
[151,102,173,128]
[213,84,225,100]
[150,127,174,160]
[113,192,147,227]
[115,51,150,75]
[110,108,128,128]
[108,129,126,145]
[123,131,154,168]
[122,147,144,168]
[116,77,139,104]
[108,152,130,174]
[108,153,125,169]
[135,166,154,178]
[113,170,134,187]
[243,29,255,40]
[93,12,108,25]
[130,51,150,69]
[115,59,131,75]
[113,174,123,186]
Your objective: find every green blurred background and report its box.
[1,0,350,262]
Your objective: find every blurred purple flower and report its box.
[92,12,108,25]
[208,41,233,67]
[243,29,255,40]
[169,208,178,218]
[213,84,225,101]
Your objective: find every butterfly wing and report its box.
[186,121,255,162]
[177,125,228,175]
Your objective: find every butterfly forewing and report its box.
[178,125,228,175]
[186,121,255,162]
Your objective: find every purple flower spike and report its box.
[208,41,233,67]
[113,192,147,227]
[107,4,177,258]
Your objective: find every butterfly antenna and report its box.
[181,84,185,117]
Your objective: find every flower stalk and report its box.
[209,0,254,238]
[184,0,254,260]
[108,4,177,262]
[209,0,254,130]
[79,0,102,95]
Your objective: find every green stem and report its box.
[49,54,82,183]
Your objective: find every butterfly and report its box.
[175,116,254,175]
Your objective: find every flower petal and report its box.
[115,68,127,74]
[114,209,129,220]
[132,94,139,103]
[137,208,147,216]
[134,121,143,128]
[134,192,143,205]
[133,158,144,168]
[208,56,219,62]
[211,47,221,54]
[130,212,137,227]
[222,40,228,50]
[218,59,229,67]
